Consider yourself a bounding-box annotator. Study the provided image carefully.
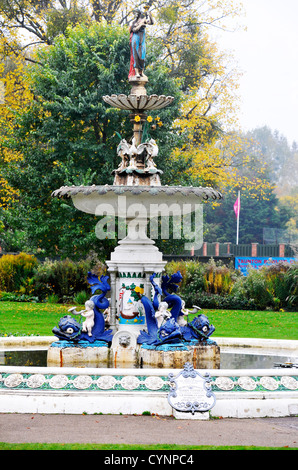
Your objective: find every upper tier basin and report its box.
[52,184,223,216]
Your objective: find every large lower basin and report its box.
[0,337,297,418]
[1,336,297,369]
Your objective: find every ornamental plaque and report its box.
[168,362,216,415]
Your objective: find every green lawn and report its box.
[0,442,293,450]
[0,301,297,340]
[189,309,298,340]
[0,302,70,337]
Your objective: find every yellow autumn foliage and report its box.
[0,252,38,292]
[0,42,33,208]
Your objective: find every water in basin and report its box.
[1,348,297,369]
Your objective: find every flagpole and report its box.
[236,190,240,245]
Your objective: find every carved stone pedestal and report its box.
[191,343,221,369]
[47,342,110,368]
[139,343,220,369]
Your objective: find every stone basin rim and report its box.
[102,93,174,111]
[51,184,223,200]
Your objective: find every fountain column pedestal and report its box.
[106,218,166,366]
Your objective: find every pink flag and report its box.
[234,197,240,218]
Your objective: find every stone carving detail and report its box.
[144,376,165,390]
[237,377,257,391]
[73,375,93,390]
[27,374,46,389]
[260,376,279,390]
[120,376,140,390]
[1,372,297,392]
[114,137,161,179]
[281,376,298,390]
[215,377,235,391]
[52,184,223,201]
[102,94,174,111]
[4,374,23,388]
[49,375,68,389]
[96,376,117,390]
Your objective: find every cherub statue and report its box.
[127,137,138,169]
[137,138,158,169]
[117,139,130,171]
[155,301,171,328]
[128,7,154,79]
[177,301,201,327]
[69,300,95,337]
[103,305,110,326]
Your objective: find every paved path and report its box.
[0,414,297,448]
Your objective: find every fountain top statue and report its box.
[128,7,154,80]
[53,5,222,194]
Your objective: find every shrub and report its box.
[73,290,90,306]
[236,267,273,310]
[0,253,38,293]
[183,292,256,310]
[46,293,59,304]
[0,292,39,302]
[285,264,298,309]
[166,259,241,305]
[240,261,298,310]
[202,259,239,296]
[164,258,298,310]
[33,257,106,302]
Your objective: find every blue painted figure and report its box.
[128,8,154,79]
[52,315,82,341]
[137,271,216,347]
[52,272,113,344]
[161,271,183,322]
[137,273,183,346]
[180,314,216,343]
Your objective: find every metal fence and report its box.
[192,242,296,258]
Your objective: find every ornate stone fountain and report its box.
[48,8,222,369]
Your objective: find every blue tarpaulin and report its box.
[235,256,296,276]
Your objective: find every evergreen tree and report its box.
[3,22,182,258]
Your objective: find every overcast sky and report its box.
[212,0,298,145]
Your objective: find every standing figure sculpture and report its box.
[69,300,95,337]
[129,8,154,79]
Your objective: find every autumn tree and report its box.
[0,46,33,208]
[2,23,182,257]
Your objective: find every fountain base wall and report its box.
[139,343,220,369]
[47,343,110,368]
[1,364,297,419]
[47,342,220,369]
